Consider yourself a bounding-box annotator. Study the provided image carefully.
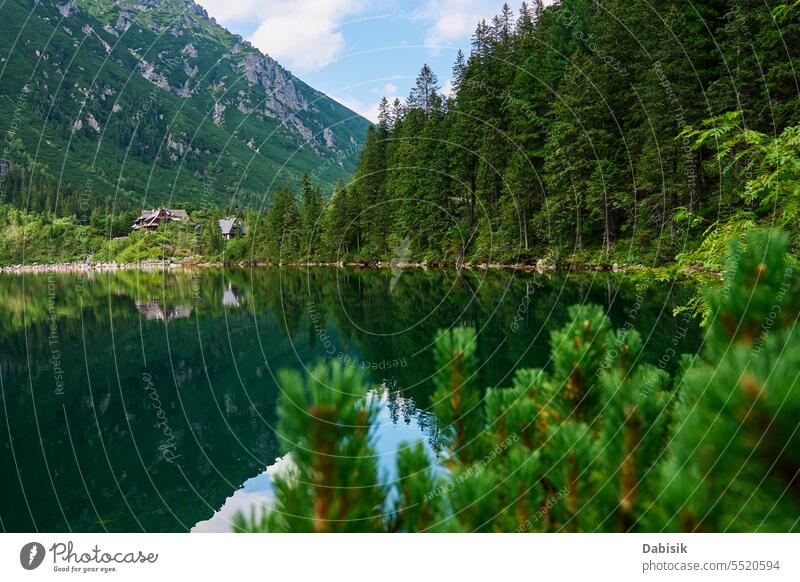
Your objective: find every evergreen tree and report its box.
[300,173,324,258]
[407,64,440,114]
[352,125,390,256]
[237,229,799,532]
[377,97,391,131]
[199,217,224,256]
[451,49,467,95]
[650,231,800,531]
[9,0,799,269]
[264,186,301,261]
[322,179,354,259]
[233,361,386,532]
[714,0,800,132]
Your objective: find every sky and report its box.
[197,0,548,122]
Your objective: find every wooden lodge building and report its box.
[218,217,245,240]
[131,208,189,231]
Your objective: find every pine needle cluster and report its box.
[236,231,798,532]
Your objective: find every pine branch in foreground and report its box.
[236,230,799,532]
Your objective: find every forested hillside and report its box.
[1,0,798,269]
[0,0,369,214]
[315,0,799,266]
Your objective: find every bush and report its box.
[236,230,799,532]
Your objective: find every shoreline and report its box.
[0,260,190,274]
[0,257,721,277]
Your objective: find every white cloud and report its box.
[199,0,364,73]
[372,82,398,95]
[419,0,557,50]
[441,79,455,97]
[330,75,405,123]
[197,0,264,24]
[338,80,404,123]
[337,96,382,123]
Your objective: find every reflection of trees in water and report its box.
[0,302,285,532]
[0,266,704,531]
[381,379,440,450]
[0,266,704,405]
[284,268,703,406]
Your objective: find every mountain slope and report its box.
[0,0,369,210]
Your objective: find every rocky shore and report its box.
[0,259,190,274]
[242,258,641,272]
[0,258,669,275]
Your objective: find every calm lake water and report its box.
[0,266,702,532]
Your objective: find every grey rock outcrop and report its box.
[115,11,131,32]
[323,127,336,149]
[137,61,171,91]
[239,53,308,112]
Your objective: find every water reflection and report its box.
[0,267,702,532]
[221,284,241,308]
[192,389,437,532]
[135,300,193,321]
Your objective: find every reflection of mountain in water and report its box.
[0,267,703,532]
[193,389,438,533]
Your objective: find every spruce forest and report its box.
[224,0,800,534]
[2,1,798,270]
[328,0,800,267]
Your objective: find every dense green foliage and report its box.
[312,1,799,266]
[4,1,798,270]
[0,202,227,264]
[682,112,800,221]
[235,230,799,532]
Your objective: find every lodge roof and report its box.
[218,217,236,236]
[132,208,189,230]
